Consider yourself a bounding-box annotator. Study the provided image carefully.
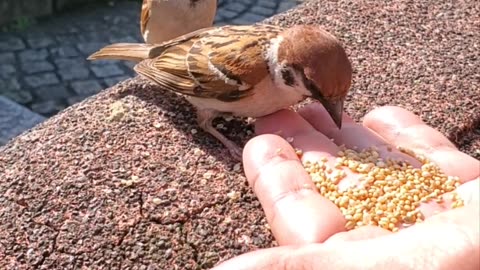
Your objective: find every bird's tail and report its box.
[87,43,159,62]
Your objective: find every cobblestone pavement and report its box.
[0,0,300,118]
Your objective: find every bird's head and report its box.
[273,25,352,129]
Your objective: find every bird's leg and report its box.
[196,109,243,161]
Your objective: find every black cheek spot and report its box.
[281,69,295,87]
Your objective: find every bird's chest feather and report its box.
[185,76,305,117]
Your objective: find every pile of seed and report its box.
[298,146,465,232]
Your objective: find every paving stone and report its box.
[66,95,89,106]
[104,75,130,87]
[20,61,55,74]
[0,36,26,51]
[250,6,275,16]
[0,77,21,91]
[39,21,79,34]
[225,2,248,13]
[0,52,16,64]
[2,90,34,105]
[50,46,80,58]
[0,78,33,104]
[26,35,56,49]
[0,96,45,146]
[24,73,60,88]
[232,13,267,24]
[108,35,140,44]
[0,64,16,79]
[55,58,90,81]
[58,65,90,81]
[277,1,298,12]
[54,58,85,69]
[103,15,130,25]
[123,61,137,70]
[55,34,79,44]
[31,100,66,117]
[32,85,71,101]
[257,0,277,8]
[239,0,255,4]
[77,32,109,43]
[214,14,226,22]
[77,42,108,56]
[76,21,107,32]
[216,8,239,19]
[18,49,49,62]
[91,64,125,78]
[70,80,103,96]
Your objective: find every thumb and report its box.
[212,204,479,270]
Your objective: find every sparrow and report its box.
[140,0,217,44]
[87,24,353,161]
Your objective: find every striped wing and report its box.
[135,24,284,102]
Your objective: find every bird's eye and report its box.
[299,72,323,100]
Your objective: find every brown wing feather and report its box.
[87,43,158,62]
[134,25,284,102]
[186,24,284,101]
[134,41,196,95]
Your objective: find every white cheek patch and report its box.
[265,35,311,97]
[265,35,284,77]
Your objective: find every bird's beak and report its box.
[302,76,345,129]
[321,99,344,129]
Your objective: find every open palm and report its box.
[213,104,479,270]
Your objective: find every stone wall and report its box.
[0,0,104,26]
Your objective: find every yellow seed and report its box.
[302,145,462,232]
[345,220,356,230]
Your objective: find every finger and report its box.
[298,103,420,166]
[363,106,480,182]
[243,134,345,245]
[420,178,480,218]
[255,109,340,159]
[456,178,480,205]
[256,109,365,194]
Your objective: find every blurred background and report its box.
[0,0,300,145]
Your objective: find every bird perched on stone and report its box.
[140,0,217,44]
[88,24,352,160]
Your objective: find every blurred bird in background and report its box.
[140,0,217,44]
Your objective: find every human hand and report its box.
[213,104,479,270]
